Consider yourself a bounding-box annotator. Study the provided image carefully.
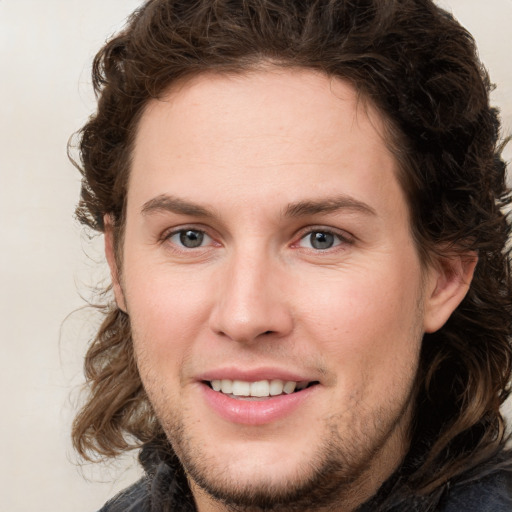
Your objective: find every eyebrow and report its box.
[140,193,376,219]
[284,195,376,218]
[141,194,214,217]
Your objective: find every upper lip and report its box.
[196,367,318,383]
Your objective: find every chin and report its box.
[167,416,400,512]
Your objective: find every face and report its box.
[109,69,459,511]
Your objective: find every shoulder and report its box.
[98,478,150,512]
[438,466,512,512]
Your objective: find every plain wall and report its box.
[0,1,511,510]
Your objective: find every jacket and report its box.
[98,448,512,512]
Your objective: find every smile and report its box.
[201,378,319,425]
[206,379,317,398]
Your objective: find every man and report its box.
[71,0,512,510]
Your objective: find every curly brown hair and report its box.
[70,0,512,500]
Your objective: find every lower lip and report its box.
[200,384,316,425]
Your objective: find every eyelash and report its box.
[163,227,216,251]
[161,226,354,253]
[294,227,354,251]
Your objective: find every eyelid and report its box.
[161,224,219,249]
[293,225,355,246]
[162,223,210,238]
[158,224,354,252]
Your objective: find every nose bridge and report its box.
[209,243,293,343]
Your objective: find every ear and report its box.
[423,252,477,333]
[104,215,127,313]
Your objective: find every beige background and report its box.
[0,1,511,511]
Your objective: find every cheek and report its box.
[124,267,213,366]
[297,263,425,375]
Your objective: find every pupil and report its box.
[180,230,204,248]
[311,232,334,250]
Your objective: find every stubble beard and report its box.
[158,395,414,512]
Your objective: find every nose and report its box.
[209,250,294,344]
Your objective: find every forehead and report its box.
[134,69,389,159]
[129,69,405,224]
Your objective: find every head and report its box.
[71,0,512,509]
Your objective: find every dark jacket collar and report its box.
[99,444,512,512]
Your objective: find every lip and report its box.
[197,366,315,383]
[200,381,317,426]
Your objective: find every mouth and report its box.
[204,379,319,400]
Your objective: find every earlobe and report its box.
[423,252,477,333]
[104,215,127,313]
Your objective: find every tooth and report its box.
[221,379,233,394]
[283,381,297,394]
[269,379,284,396]
[214,379,301,397]
[250,380,270,397]
[232,380,251,396]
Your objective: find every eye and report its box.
[168,229,212,249]
[298,230,344,250]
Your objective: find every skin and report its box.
[106,69,474,512]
